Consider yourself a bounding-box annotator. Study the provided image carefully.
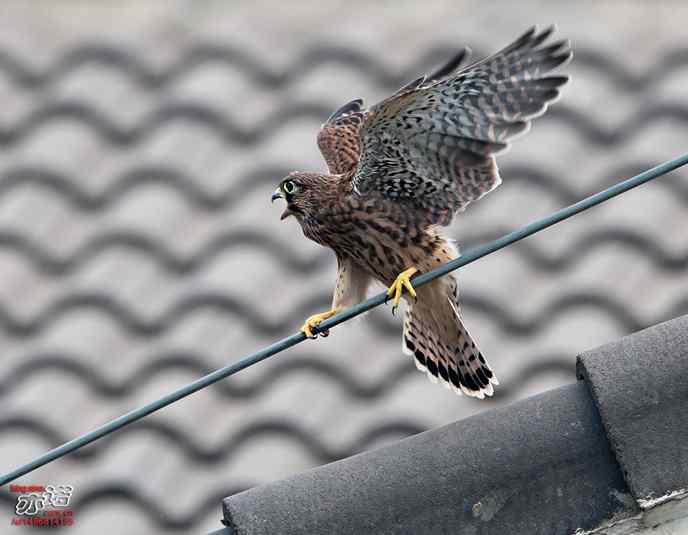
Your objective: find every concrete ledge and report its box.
[577,315,688,506]
[221,382,631,534]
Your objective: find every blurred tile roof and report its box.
[0,2,687,533]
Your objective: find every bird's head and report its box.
[271,172,328,221]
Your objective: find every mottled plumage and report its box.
[273,26,571,397]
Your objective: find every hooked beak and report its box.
[271,188,294,220]
[280,207,295,220]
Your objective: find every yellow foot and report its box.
[386,267,418,310]
[300,308,340,339]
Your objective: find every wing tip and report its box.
[325,98,364,124]
[428,46,472,82]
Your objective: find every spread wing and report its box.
[316,47,472,175]
[317,98,367,175]
[352,25,571,225]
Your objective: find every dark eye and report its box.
[283,180,299,194]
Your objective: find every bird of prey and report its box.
[272,26,571,398]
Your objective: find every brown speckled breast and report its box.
[303,190,447,285]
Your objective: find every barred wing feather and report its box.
[352,25,571,225]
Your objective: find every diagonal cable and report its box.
[1,152,687,486]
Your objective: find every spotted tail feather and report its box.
[402,287,498,398]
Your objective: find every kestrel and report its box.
[272,26,571,398]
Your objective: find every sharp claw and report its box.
[385,267,419,316]
[394,291,402,309]
[301,321,316,339]
[300,309,339,340]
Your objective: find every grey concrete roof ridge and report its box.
[218,314,688,534]
[576,315,688,508]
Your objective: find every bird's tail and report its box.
[402,279,498,398]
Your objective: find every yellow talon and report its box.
[386,267,418,308]
[300,308,340,339]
